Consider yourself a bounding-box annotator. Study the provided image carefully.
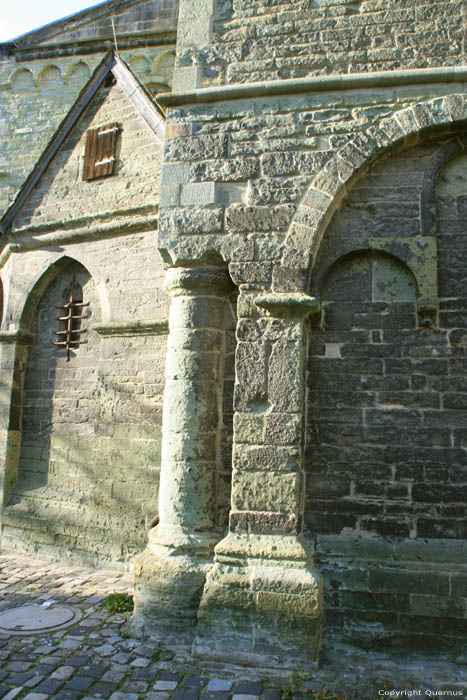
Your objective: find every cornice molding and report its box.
[158,65,467,108]
[92,319,169,337]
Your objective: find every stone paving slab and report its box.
[0,552,466,700]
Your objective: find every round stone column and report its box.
[130,265,233,644]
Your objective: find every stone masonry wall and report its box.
[0,51,170,565]
[1,229,168,566]
[176,0,466,88]
[2,259,166,565]
[159,84,467,269]
[25,0,178,46]
[0,47,175,218]
[12,78,163,231]
[305,136,467,659]
[157,56,467,660]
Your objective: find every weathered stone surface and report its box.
[2,0,467,677]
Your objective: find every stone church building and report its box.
[0,0,466,672]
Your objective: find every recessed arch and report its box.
[420,136,467,236]
[10,68,35,92]
[320,250,417,306]
[37,64,63,92]
[65,61,91,86]
[153,50,175,88]
[128,54,150,77]
[18,255,109,332]
[278,93,467,292]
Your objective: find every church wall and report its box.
[155,3,467,658]
[11,78,163,230]
[158,82,464,267]
[0,47,175,217]
[0,54,169,566]
[174,0,465,89]
[0,230,168,567]
[305,138,467,660]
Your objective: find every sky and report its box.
[0,0,104,42]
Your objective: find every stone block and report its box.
[226,205,295,233]
[166,135,228,162]
[180,182,216,206]
[232,470,300,513]
[233,412,265,445]
[192,157,260,182]
[369,569,450,597]
[161,162,191,186]
[232,444,300,472]
[159,207,224,235]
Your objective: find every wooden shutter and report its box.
[82,122,120,181]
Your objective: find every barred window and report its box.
[53,276,90,361]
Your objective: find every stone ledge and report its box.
[0,329,34,345]
[92,319,169,337]
[255,292,320,318]
[158,65,467,107]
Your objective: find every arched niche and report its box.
[2,258,102,560]
[304,129,467,658]
[128,54,150,78]
[435,148,467,320]
[10,68,35,93]
[279,93,467,294]
[66,61,91,87]
[437,151,467,197]
[37,65,63,93]
[321,251,417,305]
[153,51,175,88]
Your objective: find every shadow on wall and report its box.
[304,133,467,661]
[2,258,160,566]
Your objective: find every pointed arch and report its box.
[18,255,108,332]
[19,255,102,331]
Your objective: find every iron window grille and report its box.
[53,276,90,361]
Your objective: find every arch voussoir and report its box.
[278,93,467,293]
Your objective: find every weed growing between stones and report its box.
[103,592,134,613]
[281,671,346,699]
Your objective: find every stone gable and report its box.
[11,77,163,232]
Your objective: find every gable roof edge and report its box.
[0,50,165,236]
[5,0,146,47]
[112,52,165,140]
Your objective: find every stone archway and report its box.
[276,93,467,294]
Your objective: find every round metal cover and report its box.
[0,604,83,635]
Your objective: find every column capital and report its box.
[165,266,234,298]
[255,292,320,319]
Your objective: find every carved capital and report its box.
[165,267,234,298]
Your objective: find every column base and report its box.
[192,532,323,669]
[128,525,219,645]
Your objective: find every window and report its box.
[82,122,120,181]
[53,276,89,361]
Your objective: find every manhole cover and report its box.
[0,604,83,635]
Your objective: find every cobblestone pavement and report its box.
[0,551,466,700]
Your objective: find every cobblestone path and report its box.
[0,552,465,700]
